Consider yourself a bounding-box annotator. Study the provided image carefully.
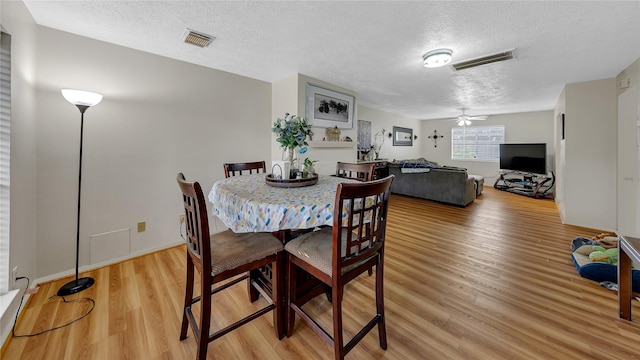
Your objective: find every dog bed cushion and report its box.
[571,245,640,292]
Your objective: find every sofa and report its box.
[388,160,477,207]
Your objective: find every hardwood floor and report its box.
[4,187,640,359]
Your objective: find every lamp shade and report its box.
[61,89,103,107]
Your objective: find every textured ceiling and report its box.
[22,1,640,120]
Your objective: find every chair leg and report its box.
[272,252,285,339]
[286,254,297,337]
[248,270,260,302]
[366,226,374,276]
[180,254,194,340]
[332,285,345,360]
[324,284,332,303]
[376,255,388,350]
[197,273,212,360]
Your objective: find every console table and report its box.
[358,160,389,180]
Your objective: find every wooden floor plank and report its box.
[3,187,640,359]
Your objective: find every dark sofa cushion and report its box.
[388,165,476,206]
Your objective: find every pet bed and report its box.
[571,244,640,292]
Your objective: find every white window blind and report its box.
[451,125,504,161]
[0,31,11,294]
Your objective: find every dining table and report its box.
[208,173,359,237]
[208,172,361,322]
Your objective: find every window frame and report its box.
[450,125,504,162]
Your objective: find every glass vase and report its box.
[287,147,296,179]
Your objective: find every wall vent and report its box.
[451,49,515,71]
[182,29,215,48]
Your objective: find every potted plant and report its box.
[303,157,318,178]
[271,113,314,179]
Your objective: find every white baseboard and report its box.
[33,240,184,286]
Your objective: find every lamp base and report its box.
[57,277,95,296]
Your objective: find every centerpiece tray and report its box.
[265,174,318,188]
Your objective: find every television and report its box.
[499,143,547,175]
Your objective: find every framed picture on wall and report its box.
[305,83,354,129]
[392,126,413,146]
[358,120,372,149]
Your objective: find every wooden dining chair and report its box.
[224,160,281,302]
[223,161,266,178]
[177,173,284,360]
[336,161,378,276]
[285,175,394,360]
[335,162,376,181]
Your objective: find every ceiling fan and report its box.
[451,108,488,126]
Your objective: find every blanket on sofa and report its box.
[396,158,438,173]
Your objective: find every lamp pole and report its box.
[57,90,102,297]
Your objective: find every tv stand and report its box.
[493,171,554,199]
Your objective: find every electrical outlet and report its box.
[10,266,18,289]
[137,221,146,232]
[179,214,185,224]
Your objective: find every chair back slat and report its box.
[335,162,375,181]
[332,175,394,274]
[177,173,211,274]
[224,161,267,178]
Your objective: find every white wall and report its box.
[358,105,422,162]
[271,74,299,167]
[296,74,359,175]
[270,74,360,176]
[34,27,273,277]
[1,0,38,345]
[419,111,555,183]
[270,78,425,176]
[616,57,640,236]
[558,78,618,231]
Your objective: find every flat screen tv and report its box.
[499,143,547,175]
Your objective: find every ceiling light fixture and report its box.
[422,48,453,68]
[457,119,471,127]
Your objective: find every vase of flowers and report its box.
[271,113,314,179]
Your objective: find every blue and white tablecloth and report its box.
[208,174,358,233]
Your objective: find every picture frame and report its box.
[392,126,413,146]
[357,120,372,150]
[305,83,354,129]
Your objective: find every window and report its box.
[0,31,10,294]
[451,125,504,161]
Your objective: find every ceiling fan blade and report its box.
[467,115,488,120]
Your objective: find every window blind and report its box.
[0,31,11,294]
[451,125,504,161]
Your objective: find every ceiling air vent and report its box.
[451,49,515,71]
[182,29,214,48]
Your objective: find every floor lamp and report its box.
[57,89,103,297]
